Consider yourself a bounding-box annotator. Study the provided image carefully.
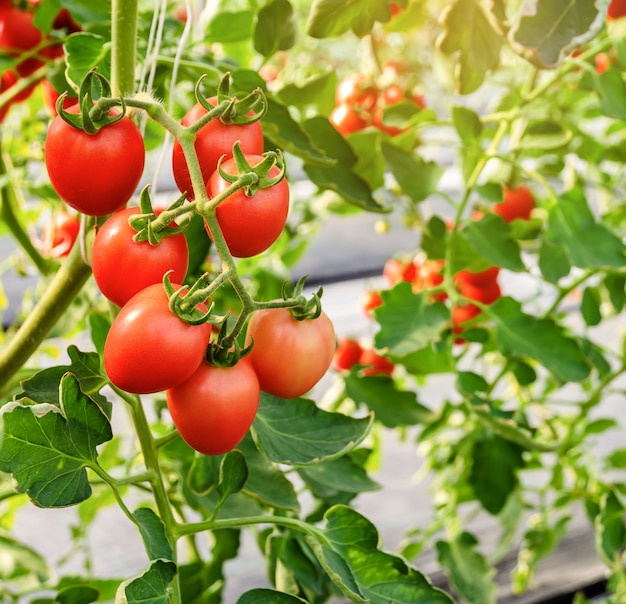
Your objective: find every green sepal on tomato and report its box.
[44,105,145,216]
[103,283,212,394]
[245,306,336,399]
[92,207,189,307]
[166,357,260,456]
[171,96,265,200]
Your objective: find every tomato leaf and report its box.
[308,505,455,603]
[306,0,392,38]
[437,0,503,94]
[582,286,602,327]
[452,105,483,144]
[252,394,373,465]
[237,589,307,603]
[436,532,497,604]
[0,373,113,507]
[254,0,297,57]
[604,272,626,312]
[343,372,434,428]
[595,489,626,566]
[380,140,444,203]
[115,559,177,604]
[374,284,449,356]
[133,508,173,562]
[510,0,608,68]
[276,72,337,115]
[469,433,525,515]
[538,238,571,283]
[64,32,111,91]
[52,585,100,604]
[216,450,248,502]
[546,189,626,269]
[490,297,591,383]
[204,11,254,43]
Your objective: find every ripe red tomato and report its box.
[205,154,289,258]
[383,257,417,285]
[329,103,368,135]
[171,96,264,200]
[494,185,535,222]
[358,348,395,377]
[245,307,336,399]
[331,338,363,373]
[455,266,500,288]
[608,0,626,20]
[92,207,189,307]
[41,79,78,116]
[166,357,260,456]
[360,290,383,318]
[383,84,405,106]
[103,283,212,394]
[452,303,481,343]
[413,259,447,300]
[335,74,378,111]
[459,279,502,305]
[595,52,610,74]
[41,211,80,258]
[45,106,145,216]
[0,7,43,77]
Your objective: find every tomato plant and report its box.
[40,210,80,258]
[245,306,336,399]
[166,357,260,456]
[331,337,363,372]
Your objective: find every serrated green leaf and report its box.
[0,373,113,507]
[252,394,373,465]
[343,372,433,428]
[309,505,454,603]
[115,559,177,604]
[381,140,443,203]
[511,0,609,68]
[436,532,497,604]
[133,508,173,562]
[65,32,111,91]
[254,0,297,57]
[374,283,449,356]
[298,454,380,498]
[306,0,392,38]
[437,0,503,94]
[546,189,626,269]
[237,589,307,603]
[490,297,591,383]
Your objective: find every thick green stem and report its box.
[0,241,91,385]
[111,0,138,96]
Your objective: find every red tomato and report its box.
[41,79,78,116]
[171,96,264,200]
[413,259,446,300]
[459,279,502,305]
[595,52,610,74]
[41,211,80,258]
[608,0,626,19]
[92,207,189,307]
[359,348,395,377]
[383,84,405,106]
[103,283,212,394]
[0,8,43,77]
[245,307,336,399]
[205,154,289,258]
[329,103,368,135]
[45,106,145,216]
[335,74,378,111]
[166,357,260,456]
[452,303,481,343]
[455,266,500,288]
[494,185,535,222]
[359,289,383,318]
[383,257,417,285]
[331,338,363,373]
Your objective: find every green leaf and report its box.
[115,559,177,604]
[582,286,602,327]
[343,372,434,428]
[65,32,111,91]
[380,140,444,203]
[604,272,626,312]
[184,211,213,282]
[395,344,454,375]
[298,453,380,498]
[605,448,626,469]
[349,130,387,191]
[451,105,483,144]
[205,11,254,43]
[511,0,609,68]
[517,119,573,150]
[469,433,524,515]
[538,238,571,283]
[254,0,297,57]
[237,589,307,603]
[437,0,503,94]
[490,297,591,383]
[594,490,626,566]
[0,373,113,507]
[87,312,110,358]
[546,189,626,269]
[374,283,449,356]
[252,394,373,465]
[462,213,526,271]
[216,450,248,503]
[276,72,336,113]
[309,505,454,603]
[54,585,100,604]
[306,0,392,38]
[436,532,497,604]
[422,217,486,272]
[133,508,173,562]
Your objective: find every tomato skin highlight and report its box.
[329,103,368,135]
[205,155,289,258]
[92,207,189,307]
[171,96,265,200]
[245,307,336,399]
[45,106,145,216]
[103,283,212,394]
[167,358,260,456]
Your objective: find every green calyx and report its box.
[204,320,254,368]
[285,276,324,321]
[164,272,214,326]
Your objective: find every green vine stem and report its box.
[111,0,138,96]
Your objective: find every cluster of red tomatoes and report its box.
[42,92,337,457]
[329,72,426,137]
